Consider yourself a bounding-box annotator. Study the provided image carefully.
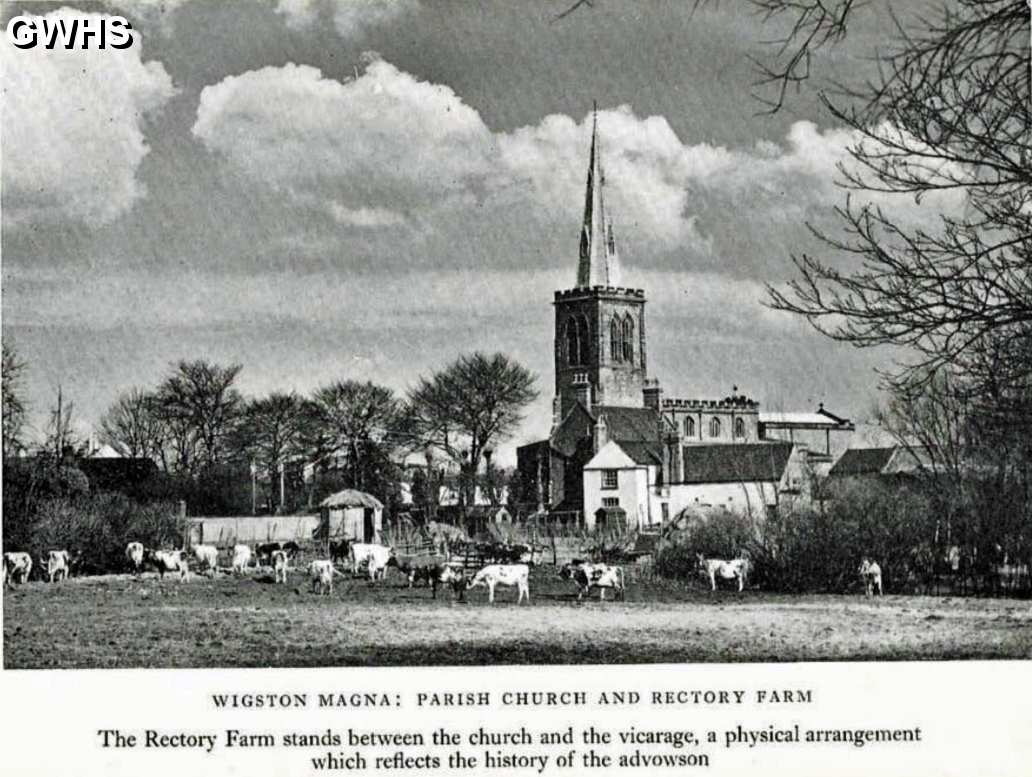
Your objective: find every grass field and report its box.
[4,566,1031,668]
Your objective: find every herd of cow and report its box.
[2,541,886,601]
[1,539,631,604]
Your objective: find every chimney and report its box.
[593,413,608,453]
[573,374,591,408]
[643,378,662,410]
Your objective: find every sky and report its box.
[2,0,941,461]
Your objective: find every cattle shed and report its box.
[317,489,384,543]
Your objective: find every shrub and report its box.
[17,492,183,575]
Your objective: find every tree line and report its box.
[2,346,537,518]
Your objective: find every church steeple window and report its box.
[685,416,695,437]
[709,417,722,438]
[609,318,621,362]
[621,314,634,363]
[566,315,591,366]
[566,318,581,366]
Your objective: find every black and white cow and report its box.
[143,549,190,581]
[859,557,883,597]
[560,560,625,601]
[3,552,33,587]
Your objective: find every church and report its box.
[516,113,854,529]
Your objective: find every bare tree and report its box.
[2,341,28,458]
[407,352,538,509]
[757,1,1031,390]
[236,391,316,510]
[44,384,80,461]
[99,388,166,463]
[310,380,406,494]
[155,360,243,473]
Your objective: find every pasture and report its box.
[4,566,1031,669]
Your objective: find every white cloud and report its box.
[2,7,175,228]
[192,57,965,268]
[193,59,494,212]
[275,0,419,38]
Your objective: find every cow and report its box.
[125,542,145,575]
[271,549,290,584]
[348,543,393,581]
[466,563,530,604]
[308,559,344,595]
[389,553,448,587]
[329,539,351,566]
[560,560,625,601]
[392,556,465,599]
[231,544,253,575]
[4,552,33,587]
[859,557,883,597]
[43,550,71,583]
[192,544,219,576]
[256,540,301,567]
[144,549,189,581]
[696,553,748,592]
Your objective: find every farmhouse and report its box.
[517,112,854,527]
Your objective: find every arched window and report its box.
[578,315,591,365]
[610,318,621,362]
[684,416,695,437]
[709,417,721,438]
[621,314,634,363]
[734,417,746,439]
[565,318,581,366]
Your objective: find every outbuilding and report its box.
[318,489,384,543]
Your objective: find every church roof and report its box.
[549,403,663,461]
[679,442,794,484]
[595,405,660,443]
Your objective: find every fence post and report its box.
[179,500,188,549]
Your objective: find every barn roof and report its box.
[828,447,896,476]
[679,442,793,484]
[319,489,384,509]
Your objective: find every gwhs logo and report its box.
[6,15,135,50]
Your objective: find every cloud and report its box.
[191,57,965,282]
[192,59,494,212]
[275,0,419,38]
[2,7,175,228]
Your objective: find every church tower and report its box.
[554,109,647,419]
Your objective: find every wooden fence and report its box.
[187,515,320,548]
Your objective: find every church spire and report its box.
[576,105,621,288]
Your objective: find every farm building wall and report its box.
[188,515,320,548]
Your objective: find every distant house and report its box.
[77,448,159,495]
[581,439,806,530]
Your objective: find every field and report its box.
[4,566,1031,669]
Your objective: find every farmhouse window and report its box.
[602,469,619,489]
[602,497,620,508]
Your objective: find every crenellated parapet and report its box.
[662,395,760,411]
[554,286,645,302]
